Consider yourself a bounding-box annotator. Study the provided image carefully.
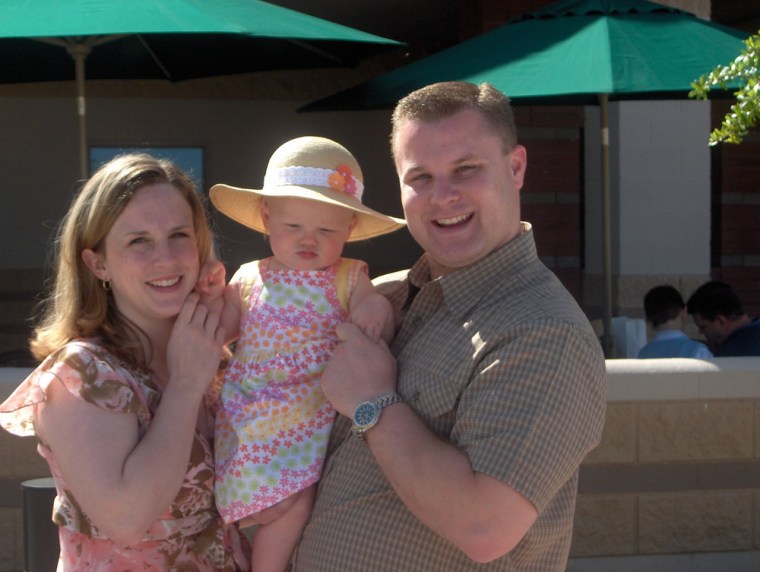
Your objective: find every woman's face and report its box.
[83,183,200,333]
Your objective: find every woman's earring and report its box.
[102,280,111,291]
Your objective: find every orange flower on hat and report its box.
[334,164,357,197]
[328,171,346,192]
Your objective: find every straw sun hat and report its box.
[209,136,405,241]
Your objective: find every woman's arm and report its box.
[36,294,224,546]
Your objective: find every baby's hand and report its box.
[349,292,393,343]
[195,259,226,315]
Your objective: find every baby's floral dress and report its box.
[214,257,365,523]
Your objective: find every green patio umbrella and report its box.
[0,0,401,178]
[302,0,746,355]
[301,0,745,108]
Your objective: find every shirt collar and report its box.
[408,222,538,319]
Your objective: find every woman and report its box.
[0,154,249,569]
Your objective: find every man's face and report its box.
[692,313,727,347]
[393,108,527,278]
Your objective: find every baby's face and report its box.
[261,197,356,271]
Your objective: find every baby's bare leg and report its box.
[249,485,316,572]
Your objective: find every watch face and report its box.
[354,402,378,427]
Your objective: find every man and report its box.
[292,81,607,570]
[687,280,760,356]
[637,285,712,358]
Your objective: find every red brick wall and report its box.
[516,106,585,303]
[711,100,760,318]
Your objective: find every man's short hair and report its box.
[644,285,685,327]
[390,81,518,159]
[686,280,745,321]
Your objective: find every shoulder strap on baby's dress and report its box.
[335,258,368,312]
[236,260,264,307]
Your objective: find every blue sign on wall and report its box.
[89,147,205,192]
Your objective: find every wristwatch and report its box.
[351,392,404,439]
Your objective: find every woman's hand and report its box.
[166,292,225,395]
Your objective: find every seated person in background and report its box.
[637,285,712,359]
[687,280,760,357]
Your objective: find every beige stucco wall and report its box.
[572,358,760,559]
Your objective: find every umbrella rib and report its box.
[35,35,127,48]
[137,35,173,81]
[289,38,344,65]
[35,37,71,48]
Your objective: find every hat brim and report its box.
[209,183,406,242]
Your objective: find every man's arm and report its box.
[367,400,537,562]
[319,323,537,563]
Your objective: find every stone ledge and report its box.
[607,357,760,401]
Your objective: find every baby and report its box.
[209,136,405,571]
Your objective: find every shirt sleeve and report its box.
[51,343,149,414]
[454,319,607,512]
[0,342,150,437]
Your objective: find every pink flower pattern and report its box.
[0,340,250,570]
[328,163,359,198]
[214,257,366,523]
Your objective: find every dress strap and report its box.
[335,259,352,312]
[238,260,265,307]
[334,258,368,312]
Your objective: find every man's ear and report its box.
[509,145,528,190]
[81,248,108,281]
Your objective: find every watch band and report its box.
[374,392,404,410]
[352,391,404,439]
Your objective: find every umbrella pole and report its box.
[66,44,91,180]
[599,93,615,358]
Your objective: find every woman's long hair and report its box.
[30,154,214,370]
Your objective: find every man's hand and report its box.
[321,322,398,417]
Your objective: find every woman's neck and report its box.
[140,321,173,387]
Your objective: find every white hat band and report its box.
[264,165,364,201]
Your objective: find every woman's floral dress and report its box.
[214,257,365,523]
[0,340,250,571]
